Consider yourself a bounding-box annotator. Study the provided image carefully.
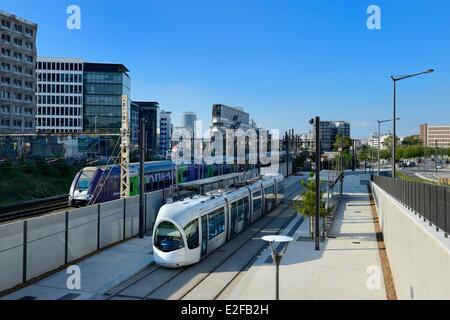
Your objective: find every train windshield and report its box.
[154,221,185,252]
[76,170,94,191]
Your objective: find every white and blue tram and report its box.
[152,173,285,268]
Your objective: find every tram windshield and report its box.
[154,221,185,252]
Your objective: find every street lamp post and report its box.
[391,69,434,178]
[377,118,400,175]
[262,235,293,300]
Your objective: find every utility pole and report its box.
[286,131,289,178]
[120,95,130,198]
[139,118,146,239]
[435,140,438,173]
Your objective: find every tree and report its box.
[294,173,332,239]
[382,135,401,152]
[402,135,421,146]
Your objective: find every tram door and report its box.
[201,215,208,258]
[243,197,249,228]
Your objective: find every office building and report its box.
[83,62,130,133]
[35,57,84,133]
[181,111,197,135]
[420,123,450,148]
[0,11,37,133]
[133,101,159,156]
[160,110,172,157]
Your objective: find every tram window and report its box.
[253,191,262,211]
[184,220,199,249]
[154,221,184,252]
[208,207,225,240]
[238,198,244,221]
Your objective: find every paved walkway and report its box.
[220,172,387,300]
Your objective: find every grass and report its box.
[397,172,441,186]
[0,163,83,206]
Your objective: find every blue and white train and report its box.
[153,173,285,268]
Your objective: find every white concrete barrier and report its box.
[124,196,139,238]
[26,212,66,281]
[145,190,163,231]
[0,221,24,292]
[67,205,98,262]
[99,198,125,249]
[372,182,450,299]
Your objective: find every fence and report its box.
[373,175,450,236]
[324,172,343,215]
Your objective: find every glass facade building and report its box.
[83,63,130,133]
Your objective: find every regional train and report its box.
[152,173,285,268]
[68,159,251,207]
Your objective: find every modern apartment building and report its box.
[420,123,450,148]
[316,121,351,152]
[160,110,172,157]
[35,57,84,133]
[210,104,255,134]
[0,11,37,133]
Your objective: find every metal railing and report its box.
[373,175,450,236]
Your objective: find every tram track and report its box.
[104,178,302,301]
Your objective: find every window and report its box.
[154,221,184,252]
[14,24,22,33]
[25,28,33,37]
[253,190,262,211]
[1,48,10,57]
[208,207,225,240]
[1,34,10,43]
[1,19,11,29]
[184,220,199,249]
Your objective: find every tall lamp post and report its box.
[377,118,400,175]
[309,117,321,251]
[262,235,293,300]
[391,69,434,178]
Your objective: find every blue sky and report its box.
[2,0,450,138]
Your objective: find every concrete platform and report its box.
[219,173,387,300]
[1,237,154,300]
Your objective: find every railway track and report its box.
[104,178,302,301]
[0,195,69,223]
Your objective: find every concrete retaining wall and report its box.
[372,182,450,299]
[0,221,23,291]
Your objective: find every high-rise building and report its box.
[160,110,172,157]
[35,57,84,133]
[133,101,160,156]
[420,123,450,148]
[316,121,351,152]
[181,111,197,135]
[83,63,130,133]
[0,11,37,133]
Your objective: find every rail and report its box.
[0,195,68,223]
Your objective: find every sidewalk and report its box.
[1,237,154,300]
[220,173,387,300]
